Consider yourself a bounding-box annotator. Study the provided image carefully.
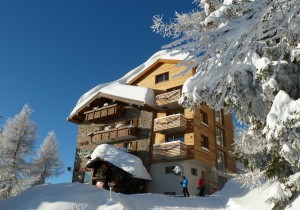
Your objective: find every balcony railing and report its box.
[84,104,125,122]
[90,126,139,144]
[153,141,193,161]
[156,89,181,109]
[154,114,187,134]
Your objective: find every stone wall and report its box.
[136,110,153,169]
[72,106,154,183]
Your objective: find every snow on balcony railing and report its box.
[154,114,187,133]
[90,126,139,144]
[153,141,189,161]
[156,89,181,108]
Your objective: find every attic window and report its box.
[155,72,169,84]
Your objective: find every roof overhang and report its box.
[86,144,152,180]
[67,91,158,124]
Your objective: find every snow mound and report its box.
[1,179,300,210]
[87,144,152,180]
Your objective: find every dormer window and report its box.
[155,72,169,84]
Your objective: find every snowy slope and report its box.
[1,179,299,210]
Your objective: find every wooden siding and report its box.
[193,106,236,173]
[130,61,194,91]
[193,105,217,166]
[222,113,236,172]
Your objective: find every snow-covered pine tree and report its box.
[30,131,63,187]
[152,0,300,208]
[0,104,37,199]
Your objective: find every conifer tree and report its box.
[31,131,63,186]
[0,105,37,199]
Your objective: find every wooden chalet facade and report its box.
[68,51,236,196]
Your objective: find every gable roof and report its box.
[67,50,189,122]
[128,59,183,85]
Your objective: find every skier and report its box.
[182,176,189,197]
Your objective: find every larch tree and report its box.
[152,0,300,208]
[0,104,37,199]
[30,131,63,186]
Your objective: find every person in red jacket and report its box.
[198,175,205,196]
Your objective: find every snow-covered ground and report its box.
[0,179,299,210]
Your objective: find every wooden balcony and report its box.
[154,114,187,134]
[90,126,139,144]
[152,141,192,161]
[156,89,181,109]
[84,104,125,122]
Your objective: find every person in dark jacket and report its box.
[182,176,189,197]
[198,175,205,196]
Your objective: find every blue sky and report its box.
[0,0,195,183]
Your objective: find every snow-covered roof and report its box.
[86,144,152,180]
[68,50,188,120]
[98,82,155,106]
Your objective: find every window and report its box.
[123,142,132,151]
[217,150,226,171]
[191,168,198,176]
[83,172,91,183]
[155,72,169,84]
[216,127,225,147]
[201,135,209,150]
[167,85,182,92]
[215,110,223,125]
[166,134,184,142]
[218,176,227,190]
[200,110,208,125]
[165,166,175,174]
[167,108,184,116]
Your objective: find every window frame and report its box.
[83,171,92,183]
[200,110,208,125]
[217,150,226,171]
[191,168,198,176]
[216,127,225,147]
[167,108,184,116]
[215,110,224,125]
[166,133,185,143]
[165,166,175,174]
[155,72,169,84]
[200,135,209,150]
[123,142,132,151]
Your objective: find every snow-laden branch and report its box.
[153,0,300,208]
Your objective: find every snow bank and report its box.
[1,178,300,210]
